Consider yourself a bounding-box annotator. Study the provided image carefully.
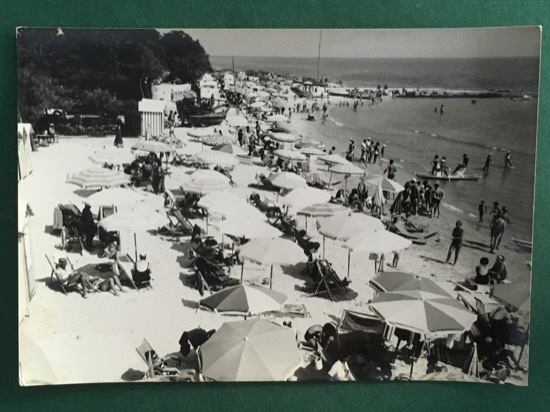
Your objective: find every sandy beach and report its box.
[18,96,531,385]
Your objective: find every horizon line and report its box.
[210,55,540,60]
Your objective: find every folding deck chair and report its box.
[189,256,239,296]
[135,339,179,379]
[117,254,147,290]
[46,255,101,296]
[303,259,351,301]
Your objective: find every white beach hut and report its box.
[18,200,36,324]
[138,99,165,138]
[17,123,34,181]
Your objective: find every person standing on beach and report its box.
[440,105,445,115]
[432,183,444,218]
[360,139,367,164]
[445,220,464,265]
[478,200,488,223]
[490,213,506,253]
[408,179,419,215]
[80,202,96,251]
[504,151,513,168]
[384,159,397,180]
[381,144,386,157]
[373,142,380,163]
[483,153,493,173]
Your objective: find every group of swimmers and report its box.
[430,154,469,176]
[345,138,386,164]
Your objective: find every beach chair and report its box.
[46,255,102,296]
[116,254,141,290]
[188,256,239,296]
[60,224,86,253]
[303,259,351,301]
[135,339,179,379]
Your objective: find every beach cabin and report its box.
[138,99,165,138]
[151,83,192,103]
[18,201,36,324]
[17,123,34,181]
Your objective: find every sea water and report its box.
[211,56,539,240]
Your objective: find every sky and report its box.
[164,27,540,59]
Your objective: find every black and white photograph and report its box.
[17,27,539,385]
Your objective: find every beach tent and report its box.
[18,200,36,324]
[18,123,34,181]
[138,99,165,138]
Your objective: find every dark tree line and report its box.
[17,28,212,126]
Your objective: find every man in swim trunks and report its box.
[452,153,470,175]
[445,220,464,265]
[432,183,444,218]
[430,155,439,175]
[490,214,506,253]
[504,151,513,168]
[384,159,397,180]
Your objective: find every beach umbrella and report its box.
[299,146,326,156]
[250,101,266,109]
[295,140,324,149]
[318,213,384,259]
[270,132,297,143]
[66,168,130,189]
[89,147,135,166]
[267,172,307,190]
[238,237,305,288]
[296,202,349,231]
[491,281,531,312]
[187,128,218,139]
[199,318,301,381]
[278,187,332,215]
[369,271,452,298]
[198,192,266,222]
[364,175,405,193]
[368,291,477,335]
[274,149,307,162]
[199,285,287,316]
[85,187,163,211]
[211,143,247,155]
[372,178,386,209]
[216,217,282,239]
[181,170,231,194]
[194,150,239,169]
[226,115,249,128]
[266,114,288,123]
[342,229,412,277]
[319,154,349,165]
[260,106,273,113]
[131,139,173,153]
[98,209,169,232]
[329,163,364,175]
[202,134,236,147]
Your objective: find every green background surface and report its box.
[2,1,549,410]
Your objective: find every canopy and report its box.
[369,271,452,298]
[319,154,349,165]
[274,149,306,162]
[181,169,231,194]
[199,285,287,315]
[297,202,349,218]
[363,175,405,193]
[318,213,384,241]
[212,143,247,155]
[238,237,305,266]
[329,163,364,175]
[200,318,301,381]
[215,217,282,238]
[343,229,412,254]
[131,139,172,153]
[369,291,477,335]
[66,168,129,189]
[278,187,332,212]
[267,172,307,190]
[194,151,239,169]
[226,115,249,127]
[492,281,531,312]
[99,209,169,232]
[89,147,135,166]
[85,187,164,211]
[270,132,297,143]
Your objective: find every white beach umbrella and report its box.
[318,213,384,241]
[274,149,307,162]
[85,187,162,211]
[99,209,169,232]
[66,168,130,189]
[215,217,282,239]
[194,150,239,169]
[329,163,365,175]
[270,132,297,143]
[202,134,236,147]
[89,147,135,166]
[250,101,266,109]
[364,175,405,193]
[181,169,231,194]
[131,139,173,153]
[299,146,326,156]
[198,192,266,222]
[226,115,249,128]
[319,154,350,165]
[211,143,247,155]
[187,128,218,139]
[267,172,307,190]
[278,187,332,214]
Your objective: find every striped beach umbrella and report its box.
[199,285,287,316]
[274,149,306,162]
[267,172,307,190]
[297,202,349,217]
[66,168,129,189]
[181,169,230,194]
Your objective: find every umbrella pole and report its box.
[409,336,417,380]
[305,216,308,231]
[270,265,273,289]
[347,250,351,278]
[134,232,138,263]
[240,262,244,284]
[323,236,326,259]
